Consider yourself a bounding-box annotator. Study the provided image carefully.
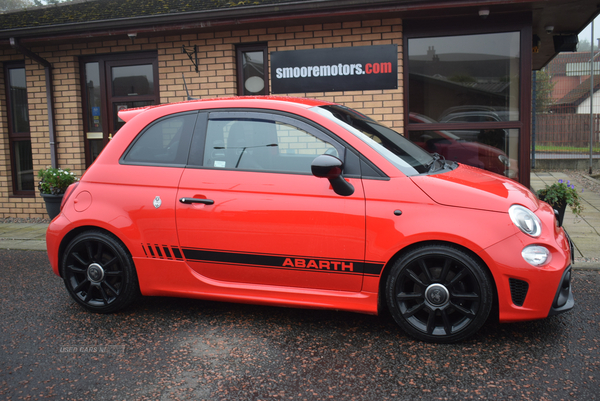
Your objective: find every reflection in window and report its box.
[9,68,29,133]
[13,140,34,191]
[112,101,154,133]
[111,64,154,97]
[237,45,268,95]
[123,114,195,165]
[85,62,102,133]
[203,118,335,173]
[407,128,519,179]
[6,65,34,193]
[408,32,520,122]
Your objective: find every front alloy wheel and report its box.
[61,231,139,313]
[386,245,493,343]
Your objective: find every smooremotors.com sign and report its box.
[271,45,397,93]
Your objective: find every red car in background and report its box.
[46,97,572,343]
[408,113,517,178]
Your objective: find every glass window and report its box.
[112,100,154,133]
[122,113,196,165]
[407,128,519,179]
[5,64,34,194]
[406,31,522,180]
[111,64,154,97]
[202,118,337,173]
[84,62,103,133]
[84,62,104,162]
[315,105,434,176]
[237,44,268,95]
[408,32,520,123]
[12,140,34,191]
[8,68,29,133]
[81,54,159,167]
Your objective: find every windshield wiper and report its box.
[428,152,445,172]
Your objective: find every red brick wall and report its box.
[157,18,403,128]
[0,17,403,219]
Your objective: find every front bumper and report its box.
[548,265,575,316]
[484,227,574,322]
[549,229,575,316]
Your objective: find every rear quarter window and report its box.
[122,112,197,166]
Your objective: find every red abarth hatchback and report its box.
[46,97,574,343]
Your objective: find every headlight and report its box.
[509,205,542,237]
[522,245,551,266]
[498,154,510,166]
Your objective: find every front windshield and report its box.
[314,105,434,175]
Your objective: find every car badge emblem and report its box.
[153,196,162,209]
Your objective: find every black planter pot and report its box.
[538,194,568,227]
[40,193,64,220]
[553,202,567,227]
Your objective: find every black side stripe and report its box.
[141,244,184,261]
[182,248,385,276]
[141,244,385,275]
[364,261,386,276]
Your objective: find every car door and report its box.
[175,111,366,292]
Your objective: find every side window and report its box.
[236,44,268,96]
[5,63,34,195]
[202,117,339,174]
[122,113,196,165]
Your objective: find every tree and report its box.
[0,0,71,11]
[0,0,34,12]
[534,69,556,114]
[33,0,63,5]
[577,38,599,53]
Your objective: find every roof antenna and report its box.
[182,73,196,100]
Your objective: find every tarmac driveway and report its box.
[1,249,598,400]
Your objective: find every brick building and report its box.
[0,0,598,218]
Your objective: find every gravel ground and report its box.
[0,217,50,224]
[1,249,599,400]
[2,172,599,399]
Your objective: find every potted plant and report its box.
[537,179,583,226]
[38,167,78,219]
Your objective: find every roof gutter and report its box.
[9,37,57,169]
[0,0,520,41]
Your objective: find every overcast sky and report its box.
[578,17,599,44]
[408,32,520,58]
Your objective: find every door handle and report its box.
[179,197,214,205]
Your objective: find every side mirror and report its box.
[311,154,355,196]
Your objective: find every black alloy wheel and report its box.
[386,245,493,343]
[61,231,139,313]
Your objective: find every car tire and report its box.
[385,244,493,343]
[60,231,139,313]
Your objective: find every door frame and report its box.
[80,52,159,167]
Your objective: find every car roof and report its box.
[118,96,335,123]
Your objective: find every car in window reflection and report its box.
[408,113,517,178]
[438,106,519,123]
[46,97,572,343]
[438,107,516,152]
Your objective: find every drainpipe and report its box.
[9,37,58,169]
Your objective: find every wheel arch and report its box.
[376,239,499,318]
[57,225,133,278]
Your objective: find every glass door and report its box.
[81,53,159,166]
[107,61,157,134]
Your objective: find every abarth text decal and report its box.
[181,248,384,276]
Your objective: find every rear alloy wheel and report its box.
[61,231,139,313]
[386,245,493,343]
